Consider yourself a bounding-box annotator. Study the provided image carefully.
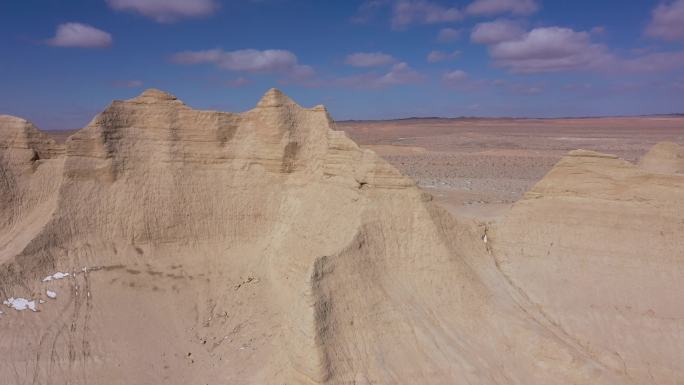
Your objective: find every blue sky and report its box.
[1,0,683,130]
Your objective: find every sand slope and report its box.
[639,141,684,174]
[491,148,684,385]
[0,89,679,384]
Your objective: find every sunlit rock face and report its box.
[492,148,684,385]
[0,90,681,385]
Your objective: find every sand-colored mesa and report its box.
[0,89,682,385]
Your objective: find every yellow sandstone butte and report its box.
[0,89,681,385]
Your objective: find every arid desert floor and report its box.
[338,116,684,221]
[49,115,684,222]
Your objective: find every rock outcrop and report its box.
[638,141,684,174]
[0,115,64,263]
[491,148,684,385]
[0,90,680,385]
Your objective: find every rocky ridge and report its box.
[0,89,681,385]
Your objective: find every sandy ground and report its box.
[338,117,684,221]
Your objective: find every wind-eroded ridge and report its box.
[0,89,682,385]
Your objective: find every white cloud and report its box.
[106,0,219,23]
[376,62,424,85]
[466,0,539,16]
[172,48,306,73]
[437,27,461,42]
[392,0,462,29]
[442,69,468,83]
[47,23,112,48]
[645,0,684,41]
[172,48,315,84]
[427,50,460,63]
[345,52,397,67]
[471,19,525,44]
[473,22,684,74]
[337,62,423,88]
[488,27,612,73]
[352,0,463,29]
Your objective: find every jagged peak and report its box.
[130,89,180,104]
[0,114,30,126]
[256,88,298,108]
[0,114,61,155]
[0,114,42,137]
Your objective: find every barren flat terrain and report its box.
[338,117,684,221]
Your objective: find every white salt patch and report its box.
[3,297,37,311]
[42,272,70,282]
[46,290,57,299]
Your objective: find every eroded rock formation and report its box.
[0,90,681,385]
[639,141,684,174]
[492,148,684,385]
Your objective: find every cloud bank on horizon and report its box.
[1,0,683,129]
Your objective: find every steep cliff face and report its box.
[0,90,674,385]
[0,115,64,263]
[491,149,684,385]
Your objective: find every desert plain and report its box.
[339,116,684,220]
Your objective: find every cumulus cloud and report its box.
[465,0,539,16]
[645,0,684,41]
[46,23,112,48]
[391,0,462,29]
[337,62,423,88]
[438,28,461,42]
[427,50,460,63]
[106,0,219,23]
[442,69,468,83]
[352,0,463,29]
[171,48,315,85]
[345,52,397,67]
[488,27,612,73]
[376,62,424,85]
[172,48,310,74]
[473,22,684,74]
[471,19,525,44]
